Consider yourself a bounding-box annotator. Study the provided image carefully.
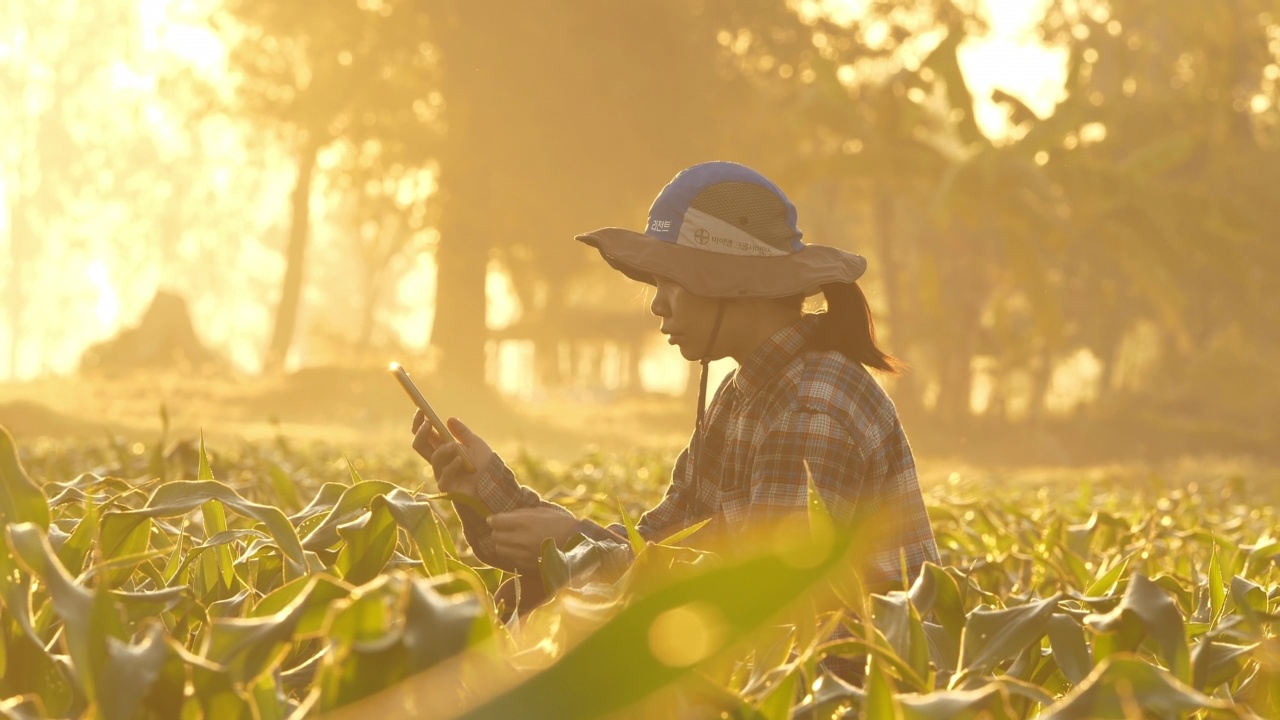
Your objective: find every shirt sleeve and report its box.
[454,454,558,571]
[456,454,631,571]
[635,439,711,543]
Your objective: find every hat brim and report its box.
[577,227,867,299]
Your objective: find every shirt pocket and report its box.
[717,487,752,526]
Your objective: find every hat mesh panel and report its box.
[688,182,797,252]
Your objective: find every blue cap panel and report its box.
[643,161,803,251]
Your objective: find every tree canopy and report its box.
[3,0,1278,456]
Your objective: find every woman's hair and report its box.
[802,282,902,374]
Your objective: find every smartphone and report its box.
[389,362,476,473]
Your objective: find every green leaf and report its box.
[955,595,1060,681]
[1040,654,1232,719]
[922,622,959,673]
[864,651,904,720]
[804,459,838,555]
[302,480,399,550]
[203,499,237,591]
[168,529,269,585]
[197,431,213,480]
[317,574,486,712]
[539,538,572,596]
[1085,556,1129,598]
[400,575,489,674]
[98,623,168,720]
[898,683,1017,720]
[98,511,152,588]
[113,587,190,626]
[7,522,94,634]
[741,624,796,696]
[266,463,302,515]
[147,404,170,483]
[754,669,797,720]
[818,635,930,692]
[249,670,286,720]
[55,500,99,579]
[202,575,321,684]
[461,527,852,720]
[5,523,135,711]
[101,480,307,580]
[1208,543,1225,626]
[381,490,452,576]
[1083,575,1190,684]
[1244,540,1280,575]
[0,426,50,531]
[793,671,863,717]
[656,518,711,547]
[1046,614,1092,685]
[1191,639,1257,692]
[190,660,252,719]
[908,562,965,650]
[0,543,42,645]
[872,592,931,690]
[618,500,647,556]
[333,499,398,586]
[251,573,353,637]
[1229,575,1268,616]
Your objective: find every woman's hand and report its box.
[487,507,582,568]
[411,413,494,499]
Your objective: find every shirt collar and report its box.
[732,314,821,398]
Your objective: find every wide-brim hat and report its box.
[576,161,866,299]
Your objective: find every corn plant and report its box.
[1,424,1277,719]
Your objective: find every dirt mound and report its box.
[79,291,225,376]
[0,400,103,439]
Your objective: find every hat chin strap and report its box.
[693,301,728,485]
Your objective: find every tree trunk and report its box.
[932,228,984,429]
[872,184,923,415]
[1025,351,1054,427]
[934,341,974,428]
[263,140,320,374]
[430,4,498,389]
[431,165,490,388]
[6,199,26,380]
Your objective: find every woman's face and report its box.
[650,277,729,362]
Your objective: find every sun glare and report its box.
[141,0,226,70]
[85,260,121,330]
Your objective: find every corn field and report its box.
[1,423,1277,719]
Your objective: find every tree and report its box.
[323,148,437,349]
[1036,0,1280,434]
[217,0,437,372]
[0,0,169,379]
[424,0,846,389]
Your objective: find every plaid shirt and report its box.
[461,314,938,588]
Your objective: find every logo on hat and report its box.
[693,228,710,245]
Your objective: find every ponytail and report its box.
[810,282,901,374]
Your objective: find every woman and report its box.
[413,161,938,602]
